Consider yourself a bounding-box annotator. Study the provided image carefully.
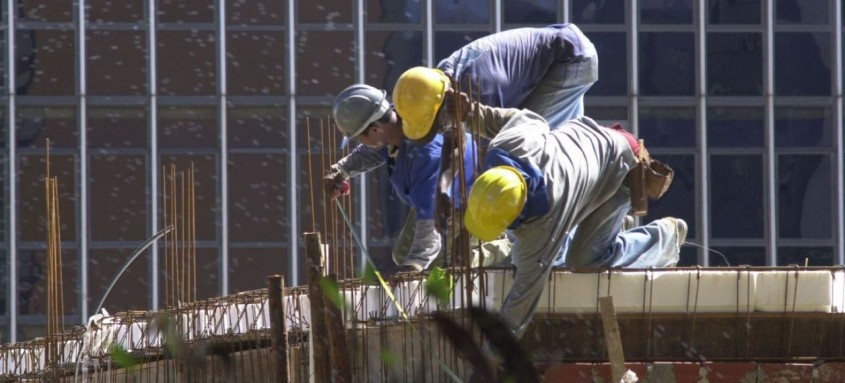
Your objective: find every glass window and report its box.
[587,32,627,96]
[88,0,144,23]
[707,107,764,148]
[17,155,77,242]
[775,32,831,96]
[157,30,217,96]
[777,247,834,266]
[87,107,148,149]
[644,154,696,238]
[229,153,288,242]
[90,155,147,242]
[157,0,214,23]
[434,32,489,64]
[159,248,220,303]
[707,33,762,96]
[17,249,79,315]
[584,107,628,124]
[89,249,150,313]
[639,107,696,148]
[573,0,625,24]
[295,31,355,96]
[228,248,288,293]
[1,34,5,95]
[366,31,424,92]
[367,0,421,23]
[299,0,351,23]
[639,32,695,96]
[710,247,766,266]
[158,106,217,148]
[676,245,699,266]
[775,107,831,148]
[16,106,76,149]
[296,106,332,150]
[778,154,831,239]
[640,0,693,24]
[708,0,761,25]
[227,105,287,149]
[0,251,6,315]
[158,155,217,241]
[226,0,285,25]
[776,0,828,25]
[19,0,71,22]
[710,155,764,239]
[504,0,556,25]
[436,0,488,24]
[227,31,286,96]
[16,30,75,96]
[87,30,147,96]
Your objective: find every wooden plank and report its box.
[323,273,352,383]
[599,296,626,383]
[268,274,289,383]
[304,232,331,382]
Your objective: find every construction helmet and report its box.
[332,84,390,145]
[464,166,527,242]
[393,67,450,140]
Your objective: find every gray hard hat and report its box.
[332,84,390,141]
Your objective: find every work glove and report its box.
[323,171,350,198]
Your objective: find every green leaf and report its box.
[362,263,379,285]
[109,344,139,369]
[380,348,397,367]
[425,266,454,305]
[319,277,346,310]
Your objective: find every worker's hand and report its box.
[323,171,350,198]
[438,88,471,134]
[434,191,453,232]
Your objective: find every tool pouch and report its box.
[627,139,674,216]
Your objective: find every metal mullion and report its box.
[355,0,367,276]
[696,0,709,265]
[5,0,17,343]
[763,0,777,265]
[76,0,89,320]
[834,0,844,264]
[216,0,229,296]
[424,0,433,66]
[628,0,639,137]
[286,0,298,286]
[493,0,501,32]
[561,0,568,24]
[146,0,160,310]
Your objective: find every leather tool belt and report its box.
[627,139,674,216]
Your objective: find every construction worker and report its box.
[323,84,510,271]
[393,71,686,342]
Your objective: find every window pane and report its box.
[158,155,217,241]
[366,31,424,92]
[573,0,625,24]
[710,247,766,266]
[367,0,421,23]
[708,107,764,148]
[776,0,828,25]
[87,107,148,149]
[778,154,831,239]
[639,107,696,148]
[708,0,761,24]
[775,107,831,148]
[707,33,762,96]
[777,247,834,266]
[1,33,5,95]
[88,0,144,22]
[159,248,220,303]
[228,248,288,293]
[0,251,6,315]
[228,105,287,149]
[644,154,696,238]
[18,155,77,242]
[295,31,355,96]
[19,0,71,22]
[90,155,147,241]
[16,106,77,148]
[17,249,79,316]
[584,107,628,124]
[157,31,217,96]
[229,154,288,242]
[157,0,214,23]
[158,106,217,148]
[640,0,693,24]
[226,0,285,25]
[89,249,150,313]
[434,32,489,64]
[299,0,351,23]
[639,32,695,96]
[588,32,627,96]
[87,30,147,96]
[17,30,75,95]
[775,32,830,96]
[504,0,556,24]
[710,155,764,239]
[677,245,699,266]
[227,31,285,96]
[436,0,488,24]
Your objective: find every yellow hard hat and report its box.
[393,67,450,140]
[465,166,527,242]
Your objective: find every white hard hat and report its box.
[332,84,390,148]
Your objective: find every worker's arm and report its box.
[324,145,385,197]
